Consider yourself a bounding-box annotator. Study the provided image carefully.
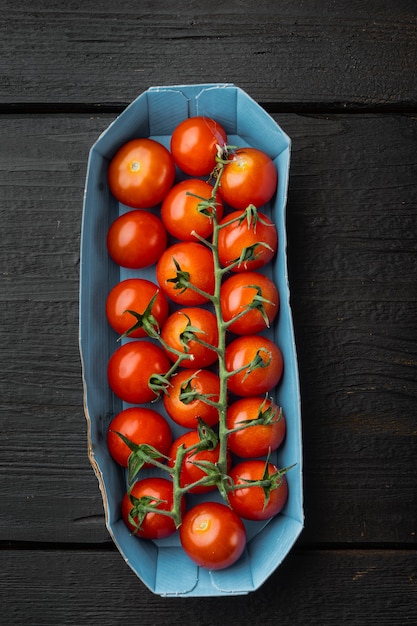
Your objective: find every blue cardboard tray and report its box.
[80,84,303,596]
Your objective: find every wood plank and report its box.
[1,548,416,624]
[0,0,416,107]
[0,113,416,545]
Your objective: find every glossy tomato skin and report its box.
[225,335,283,397]
[163,368,221,429]
[219,147,278,210]
[161,307,219,369]
[161,178,223,242]
[107,340,171,404]
[156,242,215,305]
[217,210,278,272]
[107,407,172,468]
[106,278,169,338]
[226,396,286,458]
[122,477,184,539]
[170,116,228,176]
[180,502,246,570]
[220,271,280,335]
[106,210,167,269]
[108,138,175,208]
[228,460,288,521]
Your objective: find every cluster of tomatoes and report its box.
[104,116,292,571]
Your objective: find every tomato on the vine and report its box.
[156,242,215,305]
[161,178,223,242]
[220,271,280,335]
[226,396,286,458]
[161,307,219,369]
[225,335,283,397]
[228,460,289,521]
[219,147,278,209]
[217,210,278,272]
[107,407,172,468]
[107,210,167,269]
[122,477,184,539]
[170,116,227,176]
[106,278,169,338]
[108,138,175,208]
[163,368,221,429]
[180,501,246,570]
[107,340,171,404]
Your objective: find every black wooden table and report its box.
[1,1,416,624]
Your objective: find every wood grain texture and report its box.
[0,0,416,107]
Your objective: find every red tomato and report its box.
[108,138,175,208]
[161,307,218,369]
[217,210,278,272]
[156,242,215,305]
[225,335,283,397]
[106,278,169,338]
[219,147,278,209]
[107,340,171,404]
[226,396,286,458]
[163,368,221,429]
[180,502,246,570]
[228,460,288,521]
[122,477,184,539]
[168,430,229,494]
[107,210,167,269]
[107,407,172,468]
[161,179,224,241]
[170,116,228,176]
[220,271,280,335]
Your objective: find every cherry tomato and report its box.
[161,179,224,241]
[106,278,169,338]
[107,407,172,468]
[108,138,175,208]
[170,116,228,176]
[107,340,171,404]
[217,210,278,272]
[226,396,286,458]
[156,242,215,305]
[180,502,246,570]
[163,368,221,429]
[161,307,218,369]
[106,210,167,269]
[122,477,184,539]
[219,147,278,209]
[225,335,283,397]
[220,271,279,335]
[168,430,229,494]
[228,460,288,521]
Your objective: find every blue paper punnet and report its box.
[80,84,303,596]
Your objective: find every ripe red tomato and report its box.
[226,396,286,458]
[107,340,171,404]
[161,307,218,369]
[163,368,220,429]
[220,271,279,335]
[228,460,289,521]
[219,147,278,209]
[122,477,184,539]
[170,116,228,176]
[180,501,246,570]
[217,210,278,272]
[107,407,172,468]
[106,210,167,269]
[156,242,215,305]
[108,138,175,208]
[161,179,223,241]
[225,335,283,396]
[106,278,169,338]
